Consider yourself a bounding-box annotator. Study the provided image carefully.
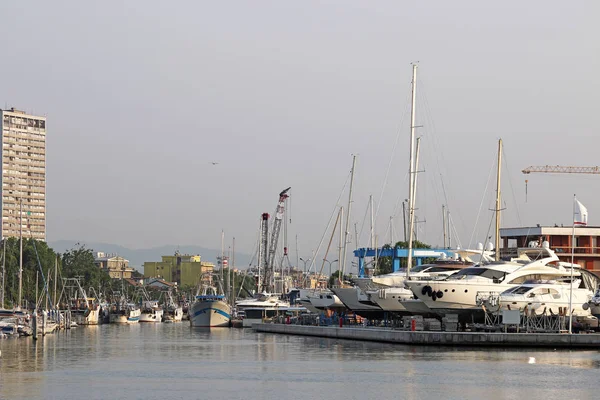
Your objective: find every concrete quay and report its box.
[253,323,600,349]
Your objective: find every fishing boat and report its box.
[163,290,183,322]
[109,295,141,324]
[189,277,231,327]
[139,300,164,323]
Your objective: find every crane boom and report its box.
[258,213,269,292]
[261,187,291,293]
[522,166,600,175]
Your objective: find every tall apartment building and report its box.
[0,108,46,240]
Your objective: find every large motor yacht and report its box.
[406,243,597,316]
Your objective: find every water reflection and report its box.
[1,326,600,400]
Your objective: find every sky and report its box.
[0,1,598,272]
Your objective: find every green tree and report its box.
[1,238,58,309]
[329,269,351,287]
[60,244,111,295]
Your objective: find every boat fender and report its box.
[436,291,443,299]
[431,291,437,301]
[583,303,590,310]
[422,286,430,296]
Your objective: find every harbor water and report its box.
[0,324,599,400]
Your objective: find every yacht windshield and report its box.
[508,286,532,295]
[449,267,506,281]
[409,265,432,273]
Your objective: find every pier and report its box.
[253,323,600,348]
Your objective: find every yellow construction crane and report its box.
[521,166,600,201]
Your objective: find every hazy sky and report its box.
[1,1,598,271]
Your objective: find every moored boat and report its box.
[189,276,231,327]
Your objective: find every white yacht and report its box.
[235,292,290,310]
[331,286,384,319]
[297,289,320,314]
[486,279,594,317]
[307,289,345,311]
[406,244,599,316]
[189,283,231,328]
[369,287,432,315]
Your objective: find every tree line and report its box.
[1,240,114,309]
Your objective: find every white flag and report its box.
[574,199,588,226]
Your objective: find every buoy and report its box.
[528,357,536,364]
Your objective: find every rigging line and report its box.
[420,79,468,239]
[501,146,523,226]
[357,198,372,248]
[373,82,412,222]
[448,212,463,249]
[480,206,497,264]
[302,170,351,286]
[468,148,498,249]
[381,171,410,243]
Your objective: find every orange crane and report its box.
[521,166,600,201]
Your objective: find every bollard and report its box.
[32,312,38,340]
[42,310,47,336]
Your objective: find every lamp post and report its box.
[323,259,338,286]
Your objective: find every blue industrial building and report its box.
[353,247,456,277]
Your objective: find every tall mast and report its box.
[221,230,224,289]
[341,155,357,277]
[53,255,58,308]
[338,207,344,284]
[447,209,452,248]
[407,137,421,274]
[369,195,375,248]
[442,205,447,248]
[402,201,407,242]
[18,198,23,309]
[495,139,502,261]
[406,64,418,275]
[231,237,235,307]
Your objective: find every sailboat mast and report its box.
[338,206,344,284]
[53,255,58,308]
[442,205,447,248]
[407,137,421,275]
[369,195,375,249]
[18,198,23,309]
[231,237,235,307]
[406,64,418,275]
[495,139,503,262]
[341,155,357,277]
[220,230,224,290]
[447,209,452,248]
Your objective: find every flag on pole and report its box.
[574,199,588,226]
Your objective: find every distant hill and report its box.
[49,240,253,273]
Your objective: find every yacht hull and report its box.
[189,300,231,327]
[331,287,385,319]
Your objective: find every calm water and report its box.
[1,324,599,400]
